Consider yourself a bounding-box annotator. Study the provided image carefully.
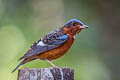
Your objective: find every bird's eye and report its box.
[73,23,76,26]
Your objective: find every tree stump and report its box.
[18,67,74,80]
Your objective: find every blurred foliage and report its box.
[0,0,120,80]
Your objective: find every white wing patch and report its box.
[37,41,47,46]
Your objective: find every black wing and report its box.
[19,28,67,60]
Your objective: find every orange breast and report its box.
[36,37,74,60]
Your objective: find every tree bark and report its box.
[18,67,74,80]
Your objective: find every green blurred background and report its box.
[0,0,120,80]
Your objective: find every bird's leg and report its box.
[45,59,57,67]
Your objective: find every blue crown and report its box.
[64,19,84,28]
[65,19,83,25]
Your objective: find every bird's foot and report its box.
[45,59,57,67]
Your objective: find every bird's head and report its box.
[63,19,88,36]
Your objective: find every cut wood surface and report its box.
[18,67,74,80]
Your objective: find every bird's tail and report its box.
[12,60,24,73]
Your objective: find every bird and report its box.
[12,19,88,73]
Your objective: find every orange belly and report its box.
[36,38,74,60]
